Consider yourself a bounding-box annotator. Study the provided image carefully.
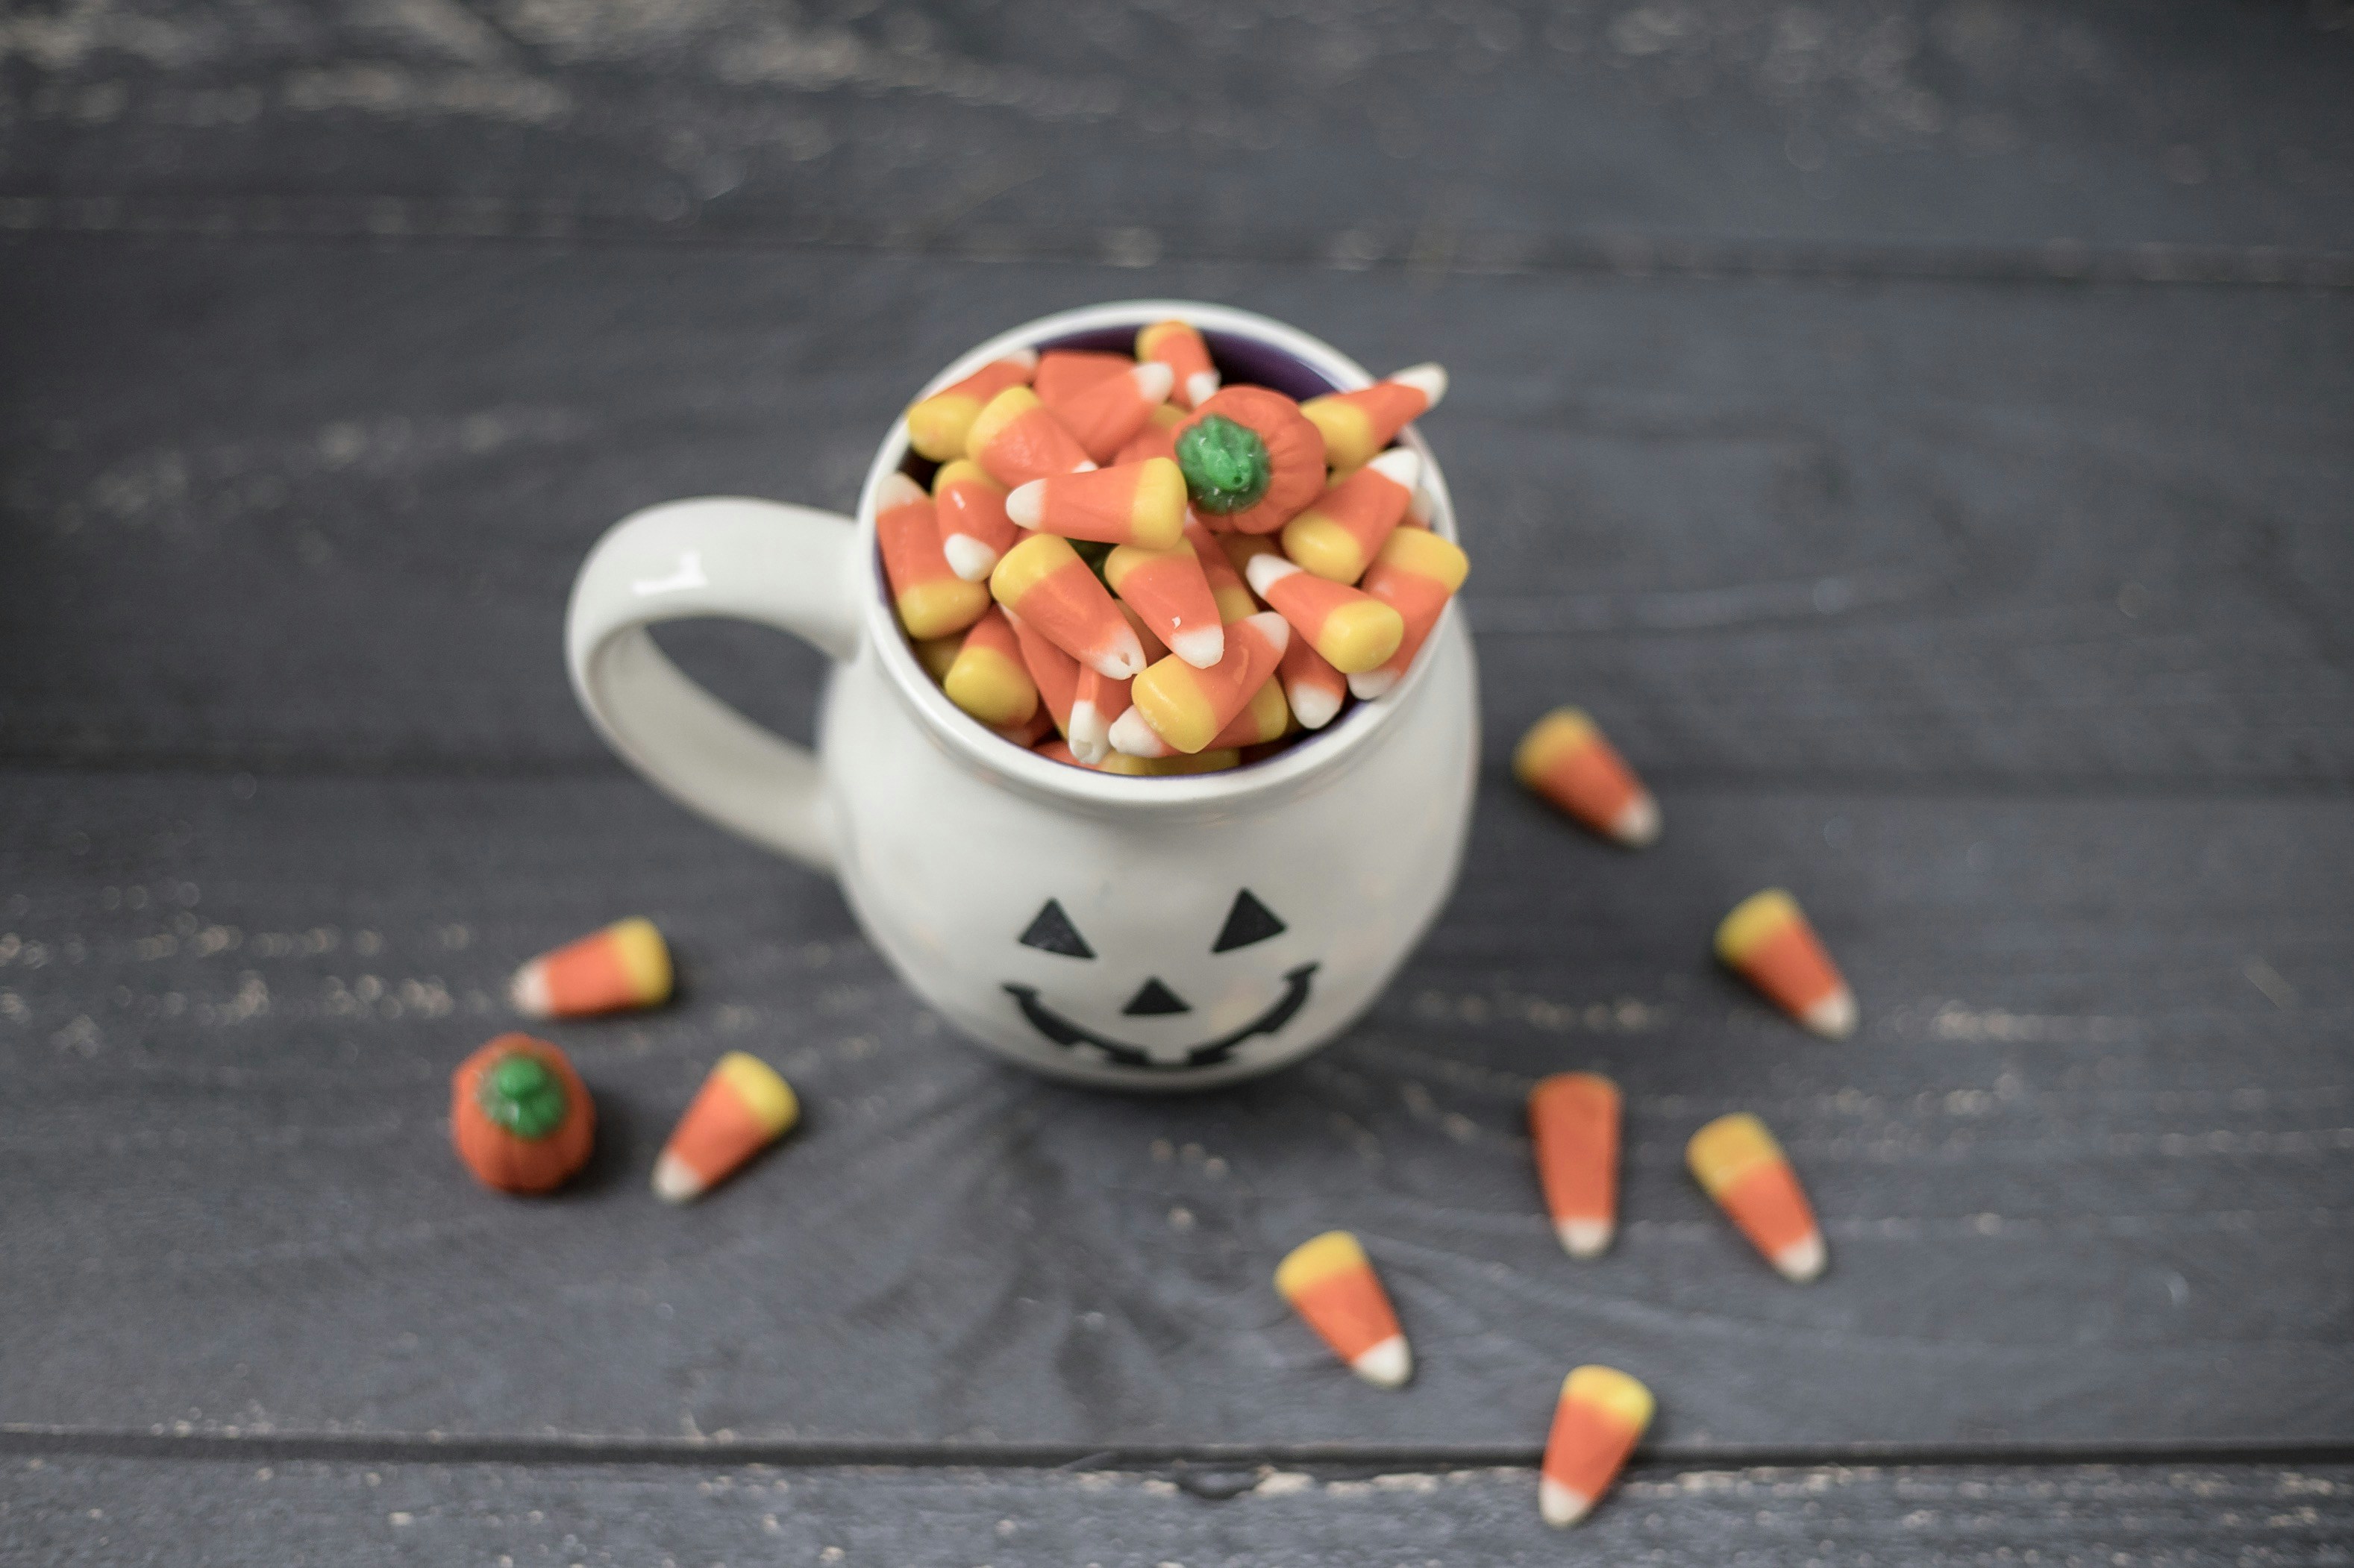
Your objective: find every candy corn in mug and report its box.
[887,316,1462,777]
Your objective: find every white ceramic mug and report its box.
[566,301,1479,1089]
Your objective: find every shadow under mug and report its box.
[566,300,1480,1089]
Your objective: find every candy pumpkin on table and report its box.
[451,1033,595,1194]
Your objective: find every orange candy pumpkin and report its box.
[1171,386,1327,536]
[450,1033,595,1194]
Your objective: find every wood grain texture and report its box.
[1,1,2350,257]
[5,1452,2352,1567]
[1,769,2345,1447]
[3,239,2348,785]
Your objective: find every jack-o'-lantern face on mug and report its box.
[1003,889,1317,1073]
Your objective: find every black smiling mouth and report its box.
[1004,964,1318,1073]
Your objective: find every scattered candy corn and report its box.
[942,606,1039,729]
[511,917,672,1017]
[932,458,1021,583]
[1006,458,1186,550]
[1300,364,1446,471]
[967,386,1096,487]
[652,1051,800,1202]
[1715,889,1855,1038]
[990,533,1149,679]
[1137,319,1221,408]
[892,323,1469,775]
[1688,1112,1826,1282]
[1529,1072,1621,1258]
[904,351,1036,462]
[1515,707,1661,848]
[1274,1230,1412,1388]
[1041,361,1174,463]
[1540,1365,1653,1526]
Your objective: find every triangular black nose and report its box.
[1121,977,1192,1015]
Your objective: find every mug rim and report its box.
[856,300,1462,811]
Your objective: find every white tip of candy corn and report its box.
[1005,347,1039,370]
[1168,624,1225,670]
[1539,1478,1595,1528]
[1800,985,1858,1041]
[1185,369,1221,408]
[1367,448,1422,491]
[1391,363,1447,409]
[1350,1335,1412,1390]
[875,471,926,510]
[1610,792,1663,849]
[1067,712,1111,764]
[1243,552,1302,598]
[651,1150,706,1204]
[1004,480,1045,529]
[1073,458,1099,473]
[1289,683,1342,730]
[1556,1217,1614,1259]
[1348,668,1400,701]
[508,959,554,1018]
[942,533,1000,583]
[1130,361,1175,404]
[1240,609,1290,658]
[1773,1232,1828,1283]
[1108,706,1173,758]
[1090,625,1148,680]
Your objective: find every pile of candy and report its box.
[882,319,1465,775]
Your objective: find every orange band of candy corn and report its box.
[1042,363,1174,464]
[1105,538,1224,668]
[1280,450,1418,584]
[1007,458,1187,550]
[1136,319,1220,409]
[1112,403,1186,467]
[1278,634,1348,730]
[1529,1072,1620,1257]
[1032,348,1133,404]
[990,533,1147,679]
[1244,553,1405,674]
[1540,1366,1653,1526]
[1006,608,1080,736]
[932,459,1018,582]
[904,352,1036,462]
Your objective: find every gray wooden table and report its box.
[4,3,2351,1562]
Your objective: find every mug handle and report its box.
[566,496,863,873]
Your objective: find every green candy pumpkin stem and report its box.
[1176,414,1272,515]
[481,1052,568,1141]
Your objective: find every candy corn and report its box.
[511,917,672,1017]
[1137,319,1221,409]
[942,606,1039,728]
[1300,364,1447,471]
[1112,401,1186,466]
[1540,1366,1653,1526]
[1109,673,1289,758]
[966,386,1097,487]
[1007,606,1080,736]
[1274,1231,1411,1387]
[1094,747,1242,777]
[1280,449,1421,584]
[1005,458,1186,551]
[1112,612,1289,755]
[1688,1112,1826,1281]
[912,633,963,686]
[1715,890,1855,1038]
[1348,526,1468,699]
[1184,517,1258,624]
[1528,1073,1620,1258]
[1036,736,1083,766]
[995,707,1055,747]
[932,458,1021,583]
[1244,553,1406,675]
[878,472,990,639]
[990,533,1148,678]
[652,1051,799,1202]
[1514,708,1661,849]
[1104,539,1224,668]
[1032,348,1133,404]
[1041,361,1174,464]
[904,351,1037,463]
[1277,634,1349,730]
[1066,665,1128,764]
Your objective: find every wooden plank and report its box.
[2,1,2350,256]
[4,1451,2351,1566]
[3,238,2349,785]
[1,769,2346,1447]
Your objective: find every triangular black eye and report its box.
[1122,978,1192,1015]
[1212,888,1286,953]
[1018,900,1095,959]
